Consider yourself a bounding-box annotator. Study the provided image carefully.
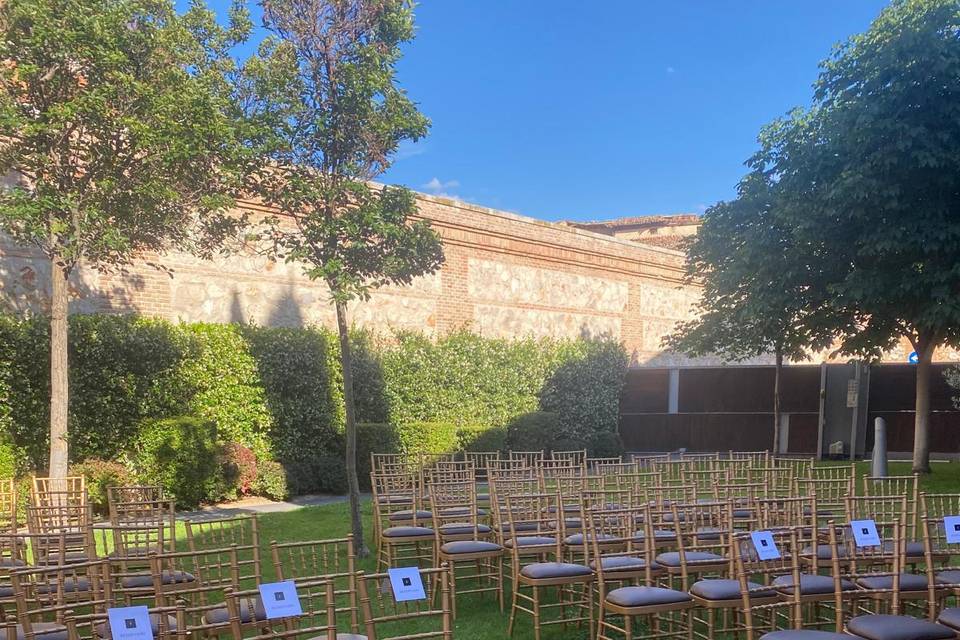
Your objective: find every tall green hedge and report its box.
[0,315,627,495]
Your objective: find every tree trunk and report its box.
[48,256,70,479]
[336,300,368,556]
[912,338,936,474]
[773,348,783,455]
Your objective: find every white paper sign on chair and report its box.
[850,519,881,547]
[259,581,303,619]
[388,567,427,602]
[750,530,781,560]
[108,606,153,640]
[945,516,960,544]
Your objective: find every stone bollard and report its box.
[872,417,888,478]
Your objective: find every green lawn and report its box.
[819,459,960,493]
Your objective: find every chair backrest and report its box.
[552,449,586,467]
[30,476,86,505]
[356,567,452,640]
[10,558,111,637]
[270,536,358,633]
[508,450,544,467]
[503,493,563,562]
[0,478,18,534]
[67,604,186,640]
[225,579,336,640]
[185,515,261,581]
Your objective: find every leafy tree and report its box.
[751,0,960,472]
[0,0,253,476]
[245,0,444,552]
[666,173,831,453]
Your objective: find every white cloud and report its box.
[395,140,428,161]
[666,66,676,74]
[421,177,464,199]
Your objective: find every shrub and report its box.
[0,439,21,479]
[505,411,560,452]
[253,460,289,501]
[132,416,230,509]
[357,423,399,488]
[221,443,258,498]
[71,458,133,515]
[397,421,459,456]
[456,424,506,452]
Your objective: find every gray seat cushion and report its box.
[761,632,854,640]
[120,569,195,589]
[589,556,653,572]
[856,573,928,592]
[690,578,774,600]
[439,507,487,517]
[655,551,725,567]
[388,510,432,521]
[694,527,724,540]
[936,570,960,585]
[204,597,266,625]
[563,533,616,545]
[0,557,25,568]
[846,615,956,640]
[634,529,676,542]
[801,545,848,560]
[519,562,592,580]
[95,614,177,638]
[382,526,434,538]
[605,586,692,608]
[439,523,492,535]
[334,634,368,640]
[440,540,502,555]
[937,607,960,630]
[36,577,90,594]
[15,623,68,640]
[773,574,856,595]
[733,509,753,519]
[496,522,540,534]
[880,541,924,557]
[504,536,555,548]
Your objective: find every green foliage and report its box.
[253,460,289,501]
[456,425,506,453]
[357,423,400,489]
[178,324,273,459]
[221,443,258,498]
[0,440,20,479]
[397,422,459,457]
[132,416,230,509]
[71,459,133,515]
[505,412,560,453]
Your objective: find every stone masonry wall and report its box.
[0,191,706,366]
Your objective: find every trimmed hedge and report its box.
[0,315,627,501]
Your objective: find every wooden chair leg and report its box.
[532,585,541,640]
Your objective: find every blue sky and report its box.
[212,1,892,222]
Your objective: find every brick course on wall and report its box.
[0,191,707,366]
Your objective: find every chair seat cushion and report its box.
[36,577,90,594]
[15,623,67,640]
[589,556,653,572]
[846,615,956,640]
[937,607,960,630]
[690,578,774,600]
[120,570,195,589]
[496,522,540,534]
[856,573,928,592]
[773,574,856,595]
[761,632,854,640]
[95,614,177,638]
[801,545,848,560]
[880,541,924,557]
[439,507,487,517]
[439,522,492,536]
[388,509,432,522]
[334,634,368,640]
[563,533,616,545]
[655,551,725,567]
[936,570,960,585]
[382,526,434,538]
[0,557,25,568]
[440,540,502,555]
[694,527,724,540]
[504,536,555,548]
[605,586,692,608]
[733,509,753,519]
[520,562,592,580]
[634,529,676,542]
[204,597,266,625]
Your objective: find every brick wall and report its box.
[0,191,709,366]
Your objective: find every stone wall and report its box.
[0,191,709,366]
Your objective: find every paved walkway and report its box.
[178,493,365,521]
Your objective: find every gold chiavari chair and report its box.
[797,477,856,525]
[653,501,731,592]
[551,449,586,468]
[773,457,815,478]
[921,493,960,520]
[682,468,730,501]
[0,478,19,534]
[9,558,111,640]
[464,451,499,503]
[371,471,434,571]
[612,470,663,494]
[920,512,960,621]
[370,453,409,475]
[587,456,623,474]
[863,474,920,538]
[26,503,95,566]
[509,450,544,467]
[270,536,358,634]
[593,506,694,640]
[845,495,922,562]
[100,521,178,606]
[629,453,671,470]
[30,477,86,506]
[749,466,795,498]
[185,515,261,589]
[810,463,856,481]
[224,579,335,640]
[356,566,452,640]
[79,604,187,640]
[504,492,593,640]
[428,474,502,618]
